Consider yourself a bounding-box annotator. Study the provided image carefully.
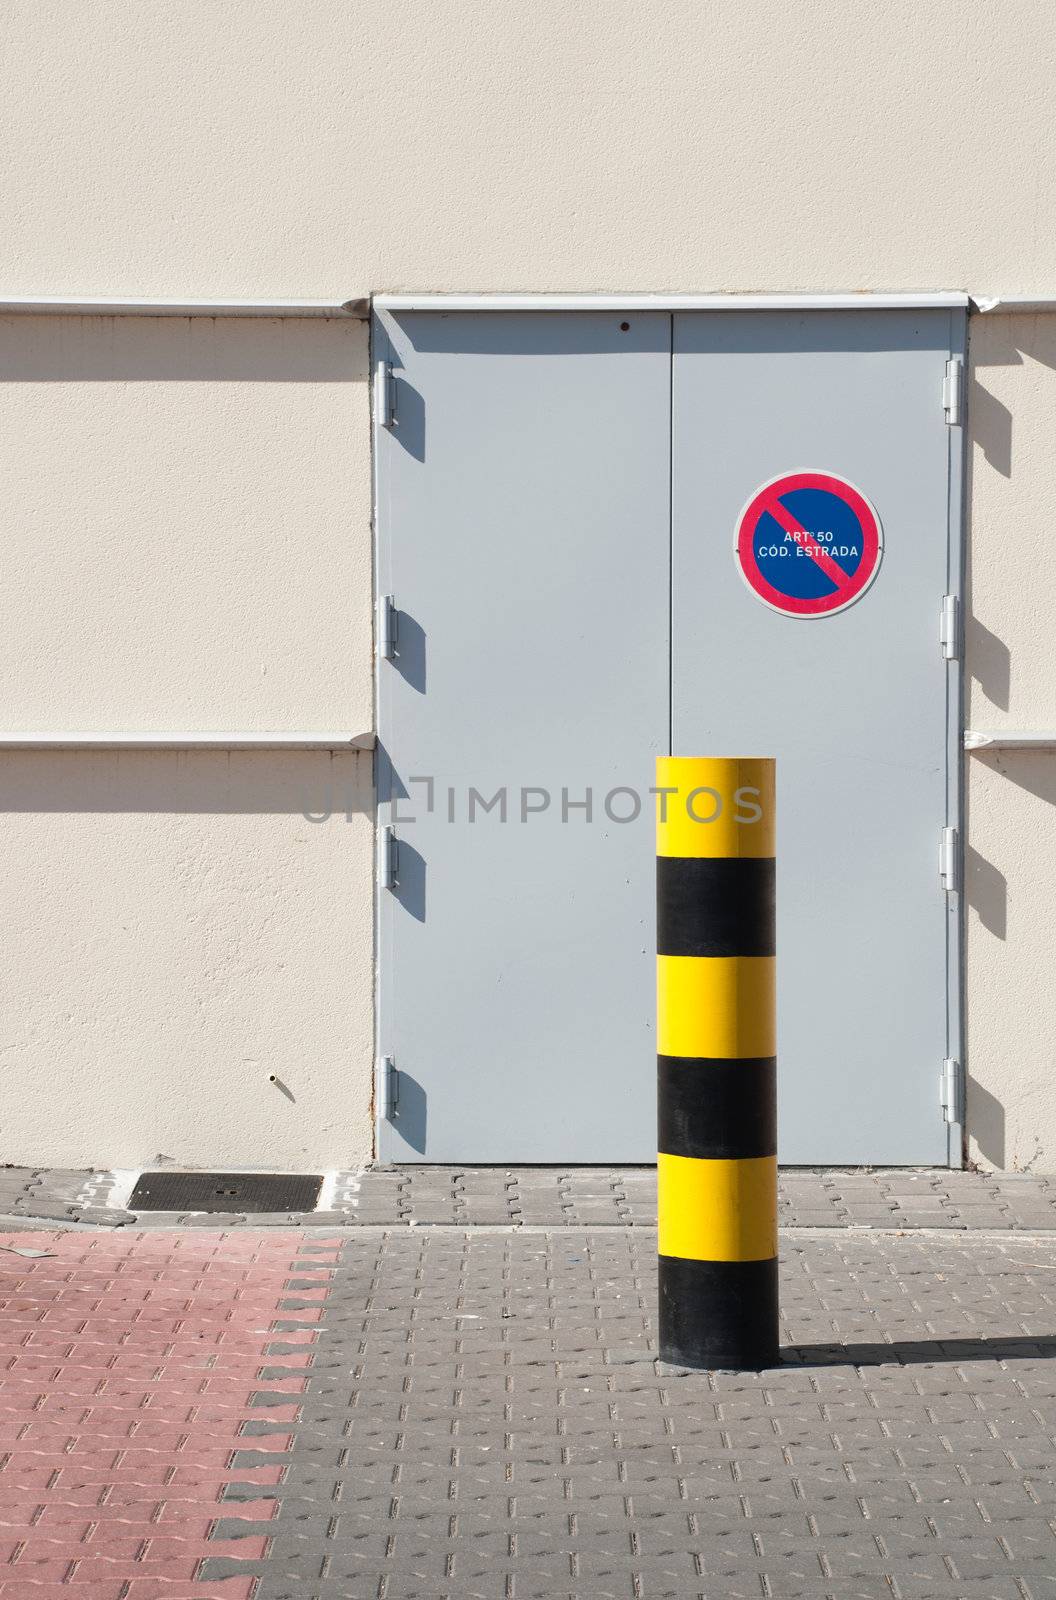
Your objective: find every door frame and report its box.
[945,310,969,1168]
[370,295,969,1168]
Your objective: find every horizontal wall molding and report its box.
[3,292,1053,318]
[965,731,1056,751]
[375,292,970,312]
[0,297,368,319]
[0,732,375,750]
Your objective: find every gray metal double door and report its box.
[375,307,964,1165]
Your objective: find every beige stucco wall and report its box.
[0,751,373,1169]
[0,313,375,1169]
[0,315,371,731]
[1,0,1055,299]
[0,2,1054,1167]
[966,315,1056,1172]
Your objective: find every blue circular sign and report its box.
[735,470,884,617]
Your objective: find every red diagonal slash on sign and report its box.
[760,489,853,591]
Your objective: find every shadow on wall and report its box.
[0,311,368,383]
[968,1078,1006,1170]
[964,843,1007,939]
[965,317,1056,1173]
[963,743,1006,1166]
[970,311,1056,480]
[965,751,1056,1172]
[0,748,373,815]
[966,314,1056,710]
[963,313,1044,714]
[979,747,1056,807]
[965,615,1011,713]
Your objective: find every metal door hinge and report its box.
[940,594,960,660]
[376,1054,399,1121]
[940,825,959,893]
[377,593,398,660]
[941,1057,965,1125]
[943,356,964,426]
[377,824,399,890]
[375,358,396,429]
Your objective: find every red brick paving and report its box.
[0,1230,337,1597]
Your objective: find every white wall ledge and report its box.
[1,292,1054,317]
[0,732,375,750]
[375,292,969,312]
[0,297,369,319]
[965,731,1056,750]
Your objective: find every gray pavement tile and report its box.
[213,1517,278,1541]
[73,1207,136,1225]
[893,1215,968,1229]
[240,1419,296,1437]
[783,1212,850,1226]
[201,1226,1056,1600]
[11,1200,79,1220]
[221,1481,283,1501]
[0,1215,72,1232]
[231,1448,293,1470]
[200,1557,267,1581]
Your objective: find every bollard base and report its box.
[658,1255,779,1371]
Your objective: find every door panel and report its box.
[671,310,961,1165]
[376,311,671,1161]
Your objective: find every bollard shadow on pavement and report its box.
[786,1334,1056,1366]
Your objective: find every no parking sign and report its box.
[734,470,883,618]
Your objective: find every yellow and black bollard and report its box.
[656,756,778,1370]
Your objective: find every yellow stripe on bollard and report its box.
[657,1153,778,1262]
[656,954,776,1059]
[656,756,775,859]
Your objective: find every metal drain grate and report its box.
[128,1170,324,1214]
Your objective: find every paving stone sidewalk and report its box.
[0,1228,335,1599]
[194,1229,1056,1597]
[3,1200,1056,1595]
[4,1164,1056,1230]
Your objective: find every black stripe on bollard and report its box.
[658,1256,779,1372]
[656,855,775,958]
[657,1056,777,1161]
